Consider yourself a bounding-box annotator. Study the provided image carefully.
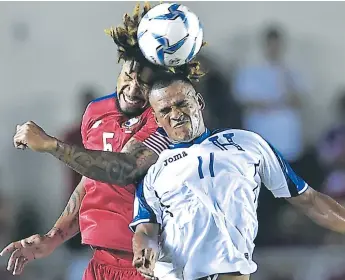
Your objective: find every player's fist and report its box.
[13,121,57,152]
[133,233,159,280]
[133,248,158,280]
[0,234,57,275]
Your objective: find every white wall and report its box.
[1,1,345,226]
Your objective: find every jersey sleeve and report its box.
[256,134,309,198]
[80,103,93,147]
[133,111,170,155]
[129,174,162,232]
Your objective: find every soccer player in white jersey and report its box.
[130,74,345,280]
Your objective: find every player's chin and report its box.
[119,99,148,115]
[172,126,193,142]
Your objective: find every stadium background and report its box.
[1,1,345,279]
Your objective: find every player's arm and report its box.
[0,177,86,275]
[130,178,162,279]
[287,187,345,233]
[256,133,345,234]
[47,176,86,242]
[50,137,158,186]
[132,223,160,280]
[13,121,162,186]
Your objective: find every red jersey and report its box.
[79,93,169,253]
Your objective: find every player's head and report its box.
[263,25,285,61]
[105,3,206,118]
[115,59,156,117]
[149,74,206,143]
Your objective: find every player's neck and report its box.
[194,125,206,140]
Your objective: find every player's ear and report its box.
[196,93,205,110]
[152,111,163,127]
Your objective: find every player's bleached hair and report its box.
[104,2,206,82]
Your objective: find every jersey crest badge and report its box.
[123,117,140,128]
[123,117,140,133]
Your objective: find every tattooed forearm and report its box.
[46,220,79,243]
[46,227,67,241]
[47,178,86,242]
[48,138,158,186]
[59,183,83,218]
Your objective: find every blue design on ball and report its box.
[151,3,189,29]
[153,33,189,65]
[186,23,202,62]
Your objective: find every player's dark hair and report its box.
[104,2,206,82]
[264,25,283,41]
[151,72,194,92]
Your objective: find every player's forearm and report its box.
[133,231,159,253]
[45,180,86,245]
[45,221,79,247]
[289,188,345,233]
[133,224,160,252]
[308,192,345,233]
[47,139,152,186]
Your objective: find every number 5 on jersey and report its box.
[103,132,114,151]
[197,153,215,179]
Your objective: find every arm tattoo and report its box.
[48,138,158,186]
[48,183,85,241]
[46,227,66,240]
[59,184,83,219]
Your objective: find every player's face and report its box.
[266,38,283,61]
[150,81,205,143]
[117,60,155,117]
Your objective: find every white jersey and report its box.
[130,129,308,280]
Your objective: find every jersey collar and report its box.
[168,128,211,149]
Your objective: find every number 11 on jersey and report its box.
[197,153,215,179]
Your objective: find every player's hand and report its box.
[133,248,159,280]
[133,232,159,280]
[0,234,57,275]
[13,121,57,152]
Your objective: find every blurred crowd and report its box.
[1,19,345,280]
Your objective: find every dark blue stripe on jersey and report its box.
[268,143,306,197]
[130,181,158,230]
[91,92,117,103]
[169,128,211,149]
[209,152,215,177]
[197,156,204,179]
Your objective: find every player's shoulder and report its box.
[143,141,174,184]
[84,92,118,116]
[209,128,268,152]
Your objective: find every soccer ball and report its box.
[137,3,203,67]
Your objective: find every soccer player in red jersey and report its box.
[1,3,204,279]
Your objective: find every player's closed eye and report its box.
[124,73,134,81]
[159,108,171,117]
[175,100,188,108]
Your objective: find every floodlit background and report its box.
[1,1,345,279]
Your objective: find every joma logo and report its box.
[163,151,188,166]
